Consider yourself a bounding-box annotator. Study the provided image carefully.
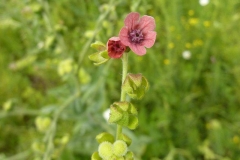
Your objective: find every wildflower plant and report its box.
[89,12,156,160]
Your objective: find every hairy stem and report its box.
[116,52,128,140]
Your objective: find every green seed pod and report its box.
[113,140,128,157]
[98,142,113,159]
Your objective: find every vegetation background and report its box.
[1,0,240,159]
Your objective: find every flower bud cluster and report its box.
[91,132,134,160]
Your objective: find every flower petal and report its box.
[124,12,140,30]
[142,31,157,48]
[119,27,131,46]
[130,44,146,56]
[108,37,120,41]
[139,15,156,32]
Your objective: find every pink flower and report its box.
[119,12,156,56]
[107,37,126,59]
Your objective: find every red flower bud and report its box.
[107,37,126,59]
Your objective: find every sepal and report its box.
[91,41,106,50]
[96,132,114,144]
[108,105,123,123]
[122,73,149,99]
[89,41,109,65]
[91,152,101,160]
[119,133,132,146]
[127,115,138,130]
[124,151,134,160]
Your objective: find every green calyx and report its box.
[124,151,134,160]
[96,132,114,144]
[127,115,139,130]
[108,102,138,130]
[91,41,106,50]
[122,73,149,100]
[91,152,101,160]
[118,133,132,146]
[89,41,109,65]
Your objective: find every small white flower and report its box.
[182,50,191,60]
[199,0,209,6]
[103,109,110,121]
[37,41,44,49]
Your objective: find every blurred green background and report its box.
[1,0,240,159]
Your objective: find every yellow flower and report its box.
[188,18,199,26]
[206,122,211,129]
[170,26,175,32]
[168,42,174,49]
[188,10,194,16]
[203,21,211,27]
[35,116,51,133]
[31,141,45,154]
[84,30,94,38]
[177,35,181,40]
[3,100,12,111]
[193,39,203,46]
[233,135,240,144]
[61,134,70,145]
[185,43,192,49]
[164,59,170,65]
[78,68,91,84]
[58,59,73,76]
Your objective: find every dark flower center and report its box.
[129,29,144,44]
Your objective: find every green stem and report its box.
[116,52,128,140]
[120,52,128,101]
